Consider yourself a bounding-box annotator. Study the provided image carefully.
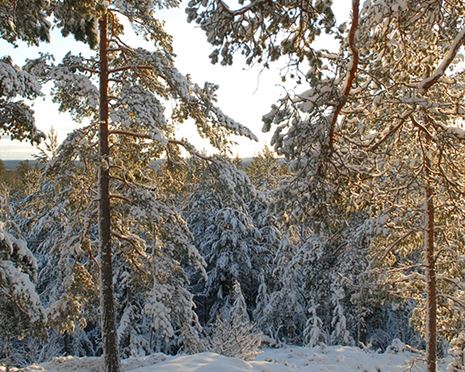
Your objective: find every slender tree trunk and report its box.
[98,13,121,372]
[424,148,437,372]
[63,332,71,355]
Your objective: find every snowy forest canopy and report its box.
[0,1,464,372]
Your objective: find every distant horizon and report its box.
[0,157,265,171]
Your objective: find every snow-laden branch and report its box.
[168,139,213,162]
[109,130,214,160]
[108,65,153,74]
[418,26,465,93]
[328,0,360,156]
[109,129,151,139]
[218,0,264,16]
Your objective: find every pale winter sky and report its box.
[0,1,349,160]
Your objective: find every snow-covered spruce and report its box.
[0,191,46,367]
[185,157,280,325]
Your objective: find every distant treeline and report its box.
[0,156,285,195]
[1,159,260,171]
[1,160,39,171]
[0,159,39,192]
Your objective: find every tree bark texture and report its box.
[98,13,121,372]
[424,147,437,372]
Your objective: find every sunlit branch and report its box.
[418,26,465,93]
[368,111,411,151]
[109,65,152,74]
[111,232,147,273]
[110,174,130,187]
[369,231,415,268]
[168,139,212,162]
[79,66,99,74]
[109,193,131,203]
[109,129,151,139]
[438,293,465,309]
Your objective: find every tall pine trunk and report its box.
[98,13,121,372]
[424,145,437,372]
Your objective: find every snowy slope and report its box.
[2,345,450,371]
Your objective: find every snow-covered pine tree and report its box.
[256,232,306,344]
[185,157,280,325]
[0,57,45,145]
[21,2,257,368]
[251,271,269,334]
[246,146,289,191]
[206,280,261,360]
[188,3,465,369]
[303,300,326,348]
[448,331,465,372]
[0,4,49,355]
[185,0,381,346]
[0,189,46,367]
[0,0,50,46]
[340,3,465,369]
[184,280,261,360]
[329,284,353,346]
[0,0,50,145]
[257,219,381,346]
[263,0,464,365]
[186,0,335,67]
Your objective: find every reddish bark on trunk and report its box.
[424,146,437,372]
[98,13,121,372]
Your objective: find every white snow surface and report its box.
[3,345,450,371]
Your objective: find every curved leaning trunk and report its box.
[98,12,121,372]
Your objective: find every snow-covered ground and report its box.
[2,345,450,371]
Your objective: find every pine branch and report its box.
[168,139,212,162]
[109,129,152,139]
[217,0,265,16]
[109,193,131,203]
[108,65,153,74]
[418,26,465,93]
